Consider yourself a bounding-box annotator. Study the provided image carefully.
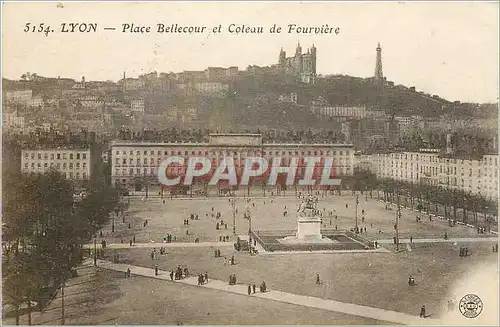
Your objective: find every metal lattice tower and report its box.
[374,42,384,80]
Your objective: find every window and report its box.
[144,158,148,164]
[69,163,73,169]
[44,154,48,160]
[144,151,147,155]
[83,172,87,179]
[150,151,154,155]
[44,163,48,168]
[38,153,42,160]
[83,163,87,169]
[116,151,120,155]
[76,163,80,169]
[31,153,35,159]
[164,151,168,155]
[63,153,67,159]
[115,158,119,164]
[70,153,74,159]
[122,158,126,164]
[51,153,54,159]
[57,153,60,159]
[37,163,41,168]
[129,158,133,164]
[69,172,73,178]
[62,163,66,169]
[31,163,35,169]
[24,152,29,158]
[130,150,133,155]
[76,153,80,160]
[24,163,28,168]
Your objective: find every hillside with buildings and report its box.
[2,42,497,155]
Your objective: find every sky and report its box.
[2,1,499,103]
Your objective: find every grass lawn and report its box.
[105,240,498,319]
[2,265,392,325]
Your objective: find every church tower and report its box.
[279,47,286,65]
[374,43,384,81]
[295,42,302,57]
[122,71,126,92]
[310,44,317,75]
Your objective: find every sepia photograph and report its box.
[1,1,499,326]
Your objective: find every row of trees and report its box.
[353,168,498,229]
[2,170,122,325]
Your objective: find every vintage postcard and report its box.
[1,1,499,326]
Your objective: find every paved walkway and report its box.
[83,241,235,250]
[89,259,441,325]
[377,236,498,244]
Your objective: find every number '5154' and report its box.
[24,23,53,36]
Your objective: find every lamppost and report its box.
[61,281,65,325]
[93,232,97,266]
[230,198,236,235]
[395,196,401,251]
[355,195,359,233]
[246,207,252,235]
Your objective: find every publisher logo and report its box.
[459,294,483,318]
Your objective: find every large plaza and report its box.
[7,192,496,325]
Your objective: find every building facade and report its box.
[357,150,498,200]
[312,105,367,120]
[4,90,33,104]
[131,99,145,113]
[110,134,354,189]
[21,148,91,183]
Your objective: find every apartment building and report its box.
[110,134,354,188]
[358,150,498,200]
[21,148,91,183]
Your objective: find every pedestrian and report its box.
[170,271,174,281]
[130,240,133,247]
[231,255,235,265]
[410,236,413,243]
[419,305,426,318]
[248,285,252,295]
[252,284,256,294]
[128,223,131,229]
[204,272,208,284]
[127,268,131,278]
[133,235,136,244]
[316,273,321,285]
[155,265,159,276]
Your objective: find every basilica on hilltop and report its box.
[278,43,317,84]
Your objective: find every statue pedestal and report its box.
[296,216,322,240]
